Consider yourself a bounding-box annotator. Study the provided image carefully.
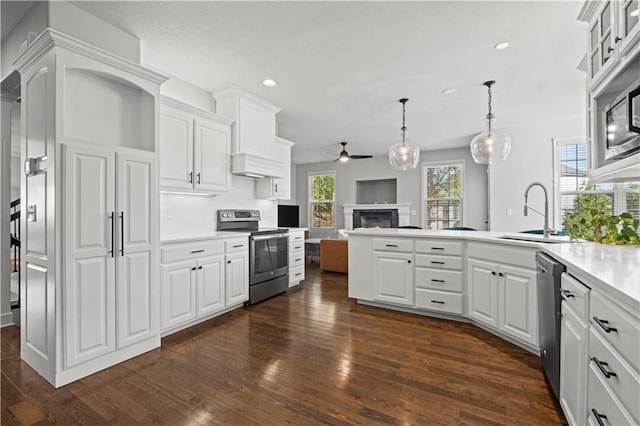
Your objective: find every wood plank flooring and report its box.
[2,265,566,425]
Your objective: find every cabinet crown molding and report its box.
[212,85,282,114]
[13,28,168,85]
[160,96,233,126]
[577,0,600,23]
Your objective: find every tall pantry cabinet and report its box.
[14,29,167,387]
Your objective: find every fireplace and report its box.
[353,209,399,228]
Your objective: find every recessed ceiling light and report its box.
[494,42,510,50]
[631,9,639,17]
[262,79,277,87]
[442,88,456,95]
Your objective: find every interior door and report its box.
[116,151,158,349]
[63,144,116,368]
[193,117,231,193]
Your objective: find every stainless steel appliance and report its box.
[536,251,565,400]
[604,80,640,160]
[217,209,289,304]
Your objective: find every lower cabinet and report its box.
[288,229,306,287]
[160,237,248,334]
[560,303,589,426]
[373,250,414,306]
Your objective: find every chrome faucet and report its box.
[524,182,552,239]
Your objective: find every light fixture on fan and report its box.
[389,98,420,170]
[470,80,511,164]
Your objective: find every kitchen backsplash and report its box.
[160,175,278,238]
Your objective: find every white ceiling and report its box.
[5,1,588,164]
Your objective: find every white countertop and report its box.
[348,228,640,308]
[161,231,250,244]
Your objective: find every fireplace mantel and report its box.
[343,203,411,230]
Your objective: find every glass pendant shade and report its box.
[470,81,511,164]
[389,98,420,170]
[470,116,511,164]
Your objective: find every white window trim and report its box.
[308,170,336,230]
[421,159,466,230]
[552,136,585,230]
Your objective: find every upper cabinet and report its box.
[159,97,233,194]
[579,0,640,182]
[256,137,294,200]
[213,86,284,178]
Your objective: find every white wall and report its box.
[158,73,216,113]
[295,146,488,237]
[161,175,277,238]
[489,117,584,232]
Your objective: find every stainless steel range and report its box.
[217,209,289,304]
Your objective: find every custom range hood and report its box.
[214,86,285,179]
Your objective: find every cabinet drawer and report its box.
[225,238,248,253]
[289,232,305,244]
[289,241,305,253]
[289,252,305,268]
[289,265,305,284]
[161,241,224,263]
[591,291,640,373]
[373,238,413,252]
[468,242,535,269]
[589,328,640,422]
[588,363,636,426]
[415,254,462,271]
[415,268,463,292]
[560,273,590,322]
[415,240,462,256]
[415,289,463,315]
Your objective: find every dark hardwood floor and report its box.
[2,265,565,425]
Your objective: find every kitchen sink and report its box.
[497,234,576,244]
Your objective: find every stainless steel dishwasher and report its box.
[536,251,565,400]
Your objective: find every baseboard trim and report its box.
[0,311,15,327]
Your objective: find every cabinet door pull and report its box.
[407,260,412,264]
[607,46,614,53]
[385,244,398,247]
[498,272,504,277]
[191,249,205,254]
[227,260,231,264]
[188,171,193,183]
[431,261,445,265]
[591,409,608,426]
[109,212,115,257]
[615,36,622,43]
[191,266,196,271]
[431,247,445,250]
[295,273,302,277]
[491,271,497,276]
[295,258,302,262]
[592,357,617,379]
[431,300,445,304]
[198,266,203,270]
[560,289,575,298]
[119,212,124,256]
[233,244,244,248]
[274,183,278,192]
[431,279,445,283]
[593,317,618,333]
[295,245,302,250]
[196,172,201,184]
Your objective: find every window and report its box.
[554,139,639,232]
[422,161,464,230]
[308,172,335,229]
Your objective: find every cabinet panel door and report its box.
[159,107,193,190]
[63,144,116,367]
[161,261,196,331]
[197,255,225,316]
[467,259,498,327]
[499,264,538,345]
[116,152,157,348]
[560,304,588,426]
[225,251,248,306]
[373,252,413,306]
[193,118,231,193]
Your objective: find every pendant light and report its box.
[389,98,420,170]
[470,81,511,164]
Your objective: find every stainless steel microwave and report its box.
[604,81,640,160]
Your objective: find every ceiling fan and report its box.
[333,141,373,162]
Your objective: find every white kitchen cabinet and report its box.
[560,303,589,426]
[160,97,232,194]
[288,229,306,287]
[160,237,248,334]
[225,250,249,306]
[256,137,294,200]
[63,143,157,368]
[373,251,414,307]
[160,260,197,331]
[467,243,538,348]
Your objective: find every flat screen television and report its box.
[278,205,299,228]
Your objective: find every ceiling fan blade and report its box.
[332,157,341,163]
[350,155,373,159]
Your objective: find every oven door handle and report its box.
[251,233,289,241]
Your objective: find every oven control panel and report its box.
[218,209,261,222]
